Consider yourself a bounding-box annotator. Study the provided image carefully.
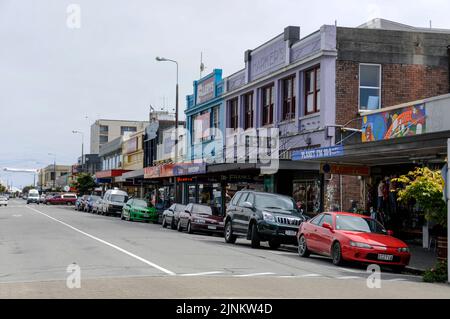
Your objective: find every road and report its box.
[1,198,449,298]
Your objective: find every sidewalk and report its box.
[405,243,438,274]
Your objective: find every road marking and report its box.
[298,274,322,277]
[25,206,176,276]
[336,276,361,280]
[387,278,407,282]
[12,214,22,217]
[180,271,225,277]
[233,272,276,277]
[337,267,365,273]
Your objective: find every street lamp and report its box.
[72,130,85,173]
[48,153,56,190]
[156,56,179,203]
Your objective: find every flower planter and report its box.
[437,236,448,262]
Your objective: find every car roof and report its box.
[322,211,371,218]
[236,190,293,199]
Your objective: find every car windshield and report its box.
[254,194,298,213]
[90,196,100,201]
[193,205,212,215]
[111,194,128,203]
[335,215,386,234]
[134,199,149,208]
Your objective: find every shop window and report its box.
[281,75,296,121]
[359,64,381,110]
[305,66,320,115]
[261,84,274,125]
[293,179,321,216]
[228,98,239,130]
[243,92,254,130]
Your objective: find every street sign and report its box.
[292,145,344,161]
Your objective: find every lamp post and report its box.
[156,56,179,203]
[48,153,56,190]
[72,130,85,173]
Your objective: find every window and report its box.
[228,98,239,130]
[237,192,249,206]
[320,214,333,227]
[243,92,254,130]
[310,214,324,226]
[305,66,320,114]
[99,125,109,134]
[212,106,219,129]
[121,126,137,135]
[99,135,108,144]
[231,192,242,206]
[282,76,296,120]
[359,64,381,110]
[262,84,274,125]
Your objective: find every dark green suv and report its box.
[224,191,307,249]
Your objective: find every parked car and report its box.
[27,189,40,204]
[162,203,187,229]
[43,194,55,204]
[46,193,77,205]
[84,195,101,212]
[0,196,8,207]
[75,195,90,211]
[177,203,224,235]
[99,189,129,216]
[121,198,158,222]
[297,212,411,272]
[224,191,307,249]
[39,194,46,203]
[91,197,103,214]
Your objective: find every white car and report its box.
[0,196,8,207]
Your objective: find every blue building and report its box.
[185,69,225,164]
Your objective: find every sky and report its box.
[1,0,450,189]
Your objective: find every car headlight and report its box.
[193,219,205,223]
[262,211,275,222]
[397,247,410,253]
[349,241,373,249]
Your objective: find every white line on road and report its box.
[336,276,361,280]
[298,274,322,277]
[179,271,225,276]
[25,206,176,276]
[233,272,276,277]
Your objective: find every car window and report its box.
[320,214,333,227]
[237,193,249,206]
[247,193,255,205]
[310,214,324,226]
[110,194,128,203]
[230,192,242,206]
[193,204,212,215]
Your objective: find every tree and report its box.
[0,184,6,193]
[394,167,447,227]
[71,173,96,195]
[22,185,36,194]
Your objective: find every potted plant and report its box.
[394,167,447,261]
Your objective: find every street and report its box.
[1,198,449,298]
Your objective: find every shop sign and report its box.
[320,163,370,176]
[220,174,263,183]
[144,166,161,179]
[177,177,194,183]
[362,104,426,142]
[95,170,127,179]
[173,162,206,176]
[196,76,215,104]
[292,145,344,161]
[160,164,175,178]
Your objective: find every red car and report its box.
[297,212,410,272]
[46,193,78,206]
[177,203,224,235]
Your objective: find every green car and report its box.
[121,198,158,223]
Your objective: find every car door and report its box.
[305,214,324,251]
[315,214,334,255]
[233,192,249,234]
[180,204,192,228]
[123,199,133,217]
[240,192,255,234]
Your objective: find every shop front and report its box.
[95,169,131,193]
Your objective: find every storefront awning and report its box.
[95,169,131,179]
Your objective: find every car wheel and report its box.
[297,235,310,257]
[162,217,167,228]
[120,212,125,220]
[331,241,344,266]
[250,223,260,249]
[224,220,237,244]
[187,221,193,234]
[268,239,280,250]
[170,218,176,230]
[177,220,183,232]
[127,212,132,221]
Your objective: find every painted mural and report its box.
[362,104,426,142]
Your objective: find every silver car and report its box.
[99,189,129,216]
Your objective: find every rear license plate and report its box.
[378,254,394,261]
[207,225,216,230]
[285,230,297,236]
[143,213,149,218]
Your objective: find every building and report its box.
[95,136,129,189]
[37,164,72,191]
[90,119,149,154]
[72,154,102,175]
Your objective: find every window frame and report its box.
[281,75,296,121]
[243,91,254,130]
[228,98,239,131]
[261,83,274,126]
[304,66,321,115]
[358,63,382,111]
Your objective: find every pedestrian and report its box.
[377,179,385,213]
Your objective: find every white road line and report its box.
[25,206,176,276]
[337,267,365,273]
[233,272,276,277]
[180,271,225,277]
[298,274,322,277]
[336,276,361,280]
[387,278,407,282]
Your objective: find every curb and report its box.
[404,266,425,276]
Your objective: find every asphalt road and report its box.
[1,198,449,298]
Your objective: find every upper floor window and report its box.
[359,64,381,111]
[212,106,219,130]
[262,84,274,126]
[228,98,239,130]
[243,92,254,130]
[121,126,137,135]
[99,135,108,144]
[305,66,320,115]
[282,76,296,121]
[99,125,109,134]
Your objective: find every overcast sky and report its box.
[1,0,449,188]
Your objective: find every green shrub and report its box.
[423,260,448,283]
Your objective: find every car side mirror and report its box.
[322,222,333,231]
[185,209,191,214]
[387,230,394,236]
[242,201,253,209]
